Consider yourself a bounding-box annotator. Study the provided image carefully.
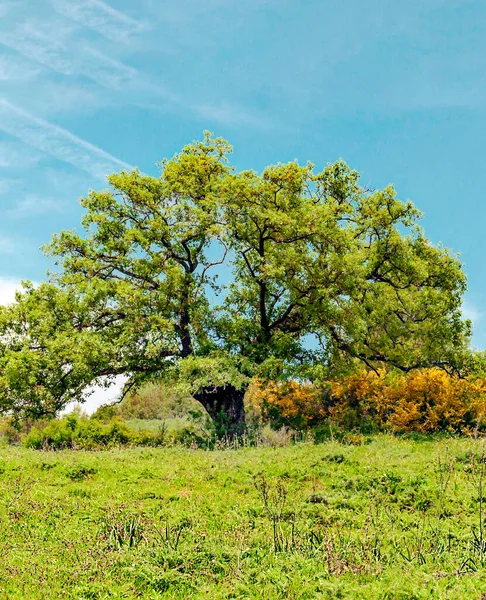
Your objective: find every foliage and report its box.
[92,381,206,422]
[0,416,22,444]
[246,378,325,429]
[0,282,117,418]
[329,368,486,434]
[248,369,486,434]
[218,159,469,375]
[0,134,471,425]
[2,438,486,597]
[24,416,155,450]
[21,412,211,450]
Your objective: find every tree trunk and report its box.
[193,384,246,437]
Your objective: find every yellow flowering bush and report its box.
[246,369,486,434]
[246,379,325,429]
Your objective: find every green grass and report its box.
[2,435,486,598]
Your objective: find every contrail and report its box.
[0,99,133,180]
[51,0,149,43]
[1,22,138,89]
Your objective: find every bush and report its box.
[168,421,212,448]
[25,418,76,449]
[92,382,202,422]
[23,416,165,450]
[247,369,486,435]
[329,369,486,434]
[21,411,213,450]
[75,419,133,448]
[0,417,22,444]
[246,379,324,429]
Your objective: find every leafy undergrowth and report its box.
[2,436,486,598]
[17,414,212,450]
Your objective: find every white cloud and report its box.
[462,301,482,325]
[62,375,128,415]
[28,80,112,116]
[0,278,23,305]
[0,99,133,179]
[0,13,183,120]
[80,47,138,90]
[1,21,78,76]
[51,0,149,44]
[0,2,17,19]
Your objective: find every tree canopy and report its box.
[0,133,471,428]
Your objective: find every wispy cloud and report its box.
[51,0,149,44]
[197,102,272,129]
[0,21,138,91]
[0,53,40,81]
[0,99,133,179]
[0,2,17,19]
[0,21,77,76]
[0,11,220,124]
[0,179,15,195]
[29,80,113,116]
[7,194,66,218]
[0,141,43,169]
[80,47,138,89]
[0,237,14,255]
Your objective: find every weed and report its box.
[102,514,144,550]
[153,519,191,551]
[253,473,297,553]
[65,465,97,481]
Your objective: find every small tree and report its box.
[0,134,471,433]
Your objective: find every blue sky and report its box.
[0,0,485,359]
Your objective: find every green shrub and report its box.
[24,417,135,450]
[0,418,22,445]
[92,381,202,422]
[21,413,212,450]
[24,419,75,449]
[74,419,133,449]
[164,420,210,448]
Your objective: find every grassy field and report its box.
[2,435,486,599]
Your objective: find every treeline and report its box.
[2,368,486,450]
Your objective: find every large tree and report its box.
[0,134,470,431]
